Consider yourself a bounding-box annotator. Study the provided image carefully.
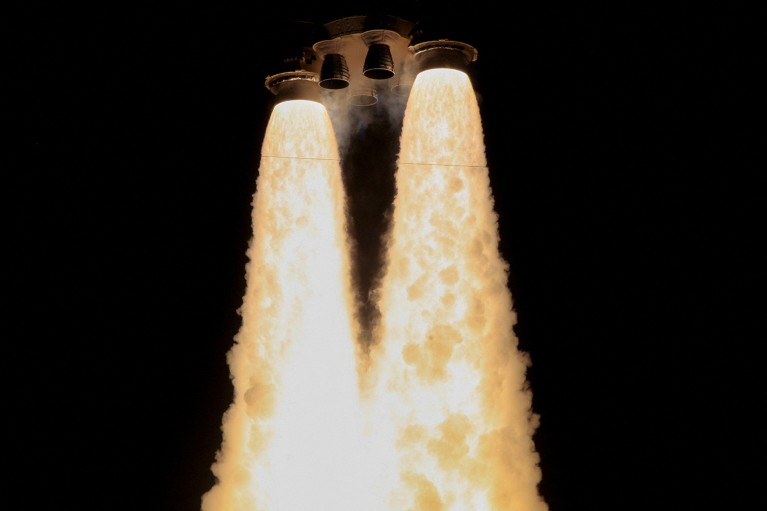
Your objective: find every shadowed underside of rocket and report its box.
[265,14,477,105]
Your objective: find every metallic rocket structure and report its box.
[265,15,477,105]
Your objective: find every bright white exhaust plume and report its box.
[201,100,373,511]
[363,69,548,511]
[203,63,547,511]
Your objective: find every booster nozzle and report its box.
[411,40,478,72]
[265,71,321,103]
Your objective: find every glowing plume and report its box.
[202,100,373,511]
[364,69,549,511]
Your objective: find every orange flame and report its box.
[204,70,547,511]
[363,69,548,511]
[202,100,373,511]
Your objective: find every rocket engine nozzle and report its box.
[265,71,321,103]
[411,40,478,72]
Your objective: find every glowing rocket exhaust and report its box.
[201,72,373,511]
[361,41,547,511]
[203,15,547,511]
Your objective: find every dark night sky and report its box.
[9,2,761,510]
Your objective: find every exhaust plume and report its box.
[202,99,373,511]
[363,68,548,511]
[203,47,548,511]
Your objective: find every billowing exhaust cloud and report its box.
[203,16,547,511]
[362,68,548,511]
[201,99,374,511]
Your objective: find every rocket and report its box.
[264,15,476,106]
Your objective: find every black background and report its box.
[10,2,761,510]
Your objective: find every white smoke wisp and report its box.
[323,88,361,160]
[201,99,374,511]
[322,86,408,163]
[364,69,549,511]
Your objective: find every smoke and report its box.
[363,69,548,510]
[322,84,408,162]
[202,100,374,511]
[321,84,409,344]
[203,65,547,511]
